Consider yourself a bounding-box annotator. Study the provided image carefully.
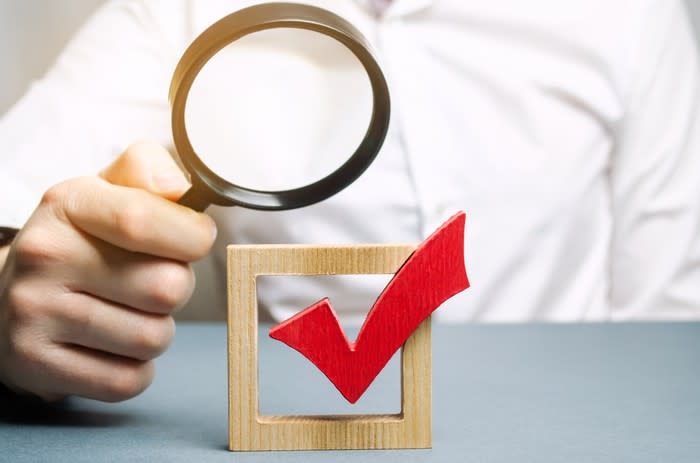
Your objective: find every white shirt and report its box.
[2,0,700,323]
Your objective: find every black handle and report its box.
[177,187,211,212]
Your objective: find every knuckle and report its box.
[40,177,97,223]
[5,283,43,324]
[7,327,44,366]
[64,298,95,331]
[40,178,92,211]
[13,228,63,269]
[113,204,150,243]
[104,361,154,401]
[39,181,70,208]
[133,316,175,360]
[147,263,194,312]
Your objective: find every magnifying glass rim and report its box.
[169,2,390,211]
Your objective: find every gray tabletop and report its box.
[2,321,699,462]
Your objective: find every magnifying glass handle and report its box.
[178,188,210,212]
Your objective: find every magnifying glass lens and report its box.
[184,27,373,193]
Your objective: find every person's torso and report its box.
[165,0,631,322]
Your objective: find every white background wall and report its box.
[0,1,104,113]
[1,0,700,114]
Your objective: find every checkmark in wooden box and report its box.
[227,243,431,451]
[227,212,468,451]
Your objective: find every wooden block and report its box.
[227,243,432,451]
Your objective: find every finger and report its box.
[15,208,196,314]
[72,235,195,314]
[40,344,155,402]
[5,313,155,402]
[99,141,190,200]
[50,291,175,361]
[48,176,216,262]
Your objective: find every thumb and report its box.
[99,141,190,201]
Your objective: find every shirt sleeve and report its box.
[610,0,700,319]
[0,0,183,228]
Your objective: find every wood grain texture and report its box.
[269,212,468,404]
[227,243,432,451]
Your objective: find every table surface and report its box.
[2,321,699,463]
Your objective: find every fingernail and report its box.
[153,172,190,193]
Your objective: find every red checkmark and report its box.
[269,211,469,403]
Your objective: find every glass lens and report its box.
[184,27,373,192]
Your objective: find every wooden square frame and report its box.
[227,244,432,451]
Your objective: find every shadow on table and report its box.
[0,394,135,428]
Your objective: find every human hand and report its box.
[0,142,216,401]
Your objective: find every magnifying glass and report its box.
[169,2,390,212]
